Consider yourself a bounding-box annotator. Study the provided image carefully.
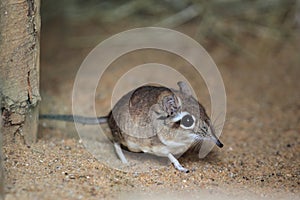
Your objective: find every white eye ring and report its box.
[180,114,195,129]
[171,111,189,122]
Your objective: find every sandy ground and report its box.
[3,21,300,200]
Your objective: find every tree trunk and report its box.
[0,0,41,145]
[0,115,3,200]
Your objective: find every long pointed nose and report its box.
[209,125,224,148]
[215,139,223,148]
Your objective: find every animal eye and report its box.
[180,114,195,129]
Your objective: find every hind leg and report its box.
[113,142,128,164]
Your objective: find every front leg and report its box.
[113,142,128,164]
[167,153,189,173]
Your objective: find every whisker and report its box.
[191,137,204,152]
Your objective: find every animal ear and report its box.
[177,81,192,96]
[162,94,182,117]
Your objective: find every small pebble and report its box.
[69,174,75,179]
[229,172,235,178]
[65,146,71,150]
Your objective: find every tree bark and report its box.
[0,0,41,145]
[0,111,4,200]
[0,115,3,200]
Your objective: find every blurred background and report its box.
[40,0,300,117]
[42,0,299,48]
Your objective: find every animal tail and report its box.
[39,114,108,125]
